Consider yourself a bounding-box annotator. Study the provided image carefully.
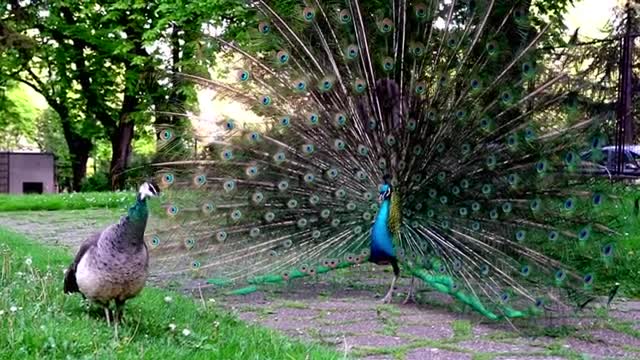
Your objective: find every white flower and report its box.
[0,310,4,316]
[25,257,32,266]
[164,296,173,303]
[168,323,176,331]
[182,328,191,337]
[208,298,216,304]
[213,321,220,328]
[10,306,17,313]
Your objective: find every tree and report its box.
[1,0,233,189]
[1,2,99,190]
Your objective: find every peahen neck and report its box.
[128,196,149,224]
[371,198,395,259]
[117,196,149,248]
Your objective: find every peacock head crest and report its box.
[379,175,392,202]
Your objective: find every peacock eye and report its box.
[162,173,175,185]
[249,132,261,141]
[346,45,358,59]
[237,70,250,82]
[276,50,289,64]
[303,7,315,21]
[379,18,393,33]
[258,22,270,34]
[584,274,594,285]
[167,205,179,216]
[514,9,525,19]
[339,9,351,23]
[160,129,173,141]
[415,4,427,18]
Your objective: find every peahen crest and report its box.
[148,0,621,320]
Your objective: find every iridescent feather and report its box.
[148,0,621,320]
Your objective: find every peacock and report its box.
[64,182,159,335]
[147,0,624,321]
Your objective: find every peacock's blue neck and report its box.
[370,199,395,261]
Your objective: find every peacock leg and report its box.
[381,260,400,304]
[402,276,416,305]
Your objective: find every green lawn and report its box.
[0,228,344,359]
[0,192,134,212]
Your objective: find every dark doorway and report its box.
[23,182,44,194]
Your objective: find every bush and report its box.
[80,172,110,192]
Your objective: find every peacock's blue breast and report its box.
[370,200,395,262]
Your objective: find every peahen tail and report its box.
[147,0,622,320]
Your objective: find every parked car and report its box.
[580,145,640,180]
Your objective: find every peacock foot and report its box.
[402,292,416,305]
[380,292,394,304]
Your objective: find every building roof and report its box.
[0,151,54,156]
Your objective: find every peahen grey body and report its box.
[147,0,623,321]
[64,182,159,332]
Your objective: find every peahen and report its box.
[148,0,623,321]
[64,182,159,334]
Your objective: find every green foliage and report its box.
[81,172,112,192]
[0,228,343,359]
[34,108,73,188]
[0,82,42,150]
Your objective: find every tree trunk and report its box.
[109,90,138,190]
[109,121,134,190]
[69,141,91,191]
[55,106,93,192]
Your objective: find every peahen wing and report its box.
[148,0,621,319]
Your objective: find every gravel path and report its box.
[2,210,639,359]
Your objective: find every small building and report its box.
[0,152,56,194]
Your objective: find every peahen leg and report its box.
[381,260,400,304]
[112,299,127,339]
[403,276,416,305]
[104,306,112,327]
[114,299,125,324]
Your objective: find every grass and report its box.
[0,192,134,212]
[0,228,345,359]
[451,320,472,339]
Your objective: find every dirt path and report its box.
[1,210,639,359]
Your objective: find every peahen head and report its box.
[137,181,160,202]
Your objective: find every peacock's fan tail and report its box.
[147,0,620,320]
